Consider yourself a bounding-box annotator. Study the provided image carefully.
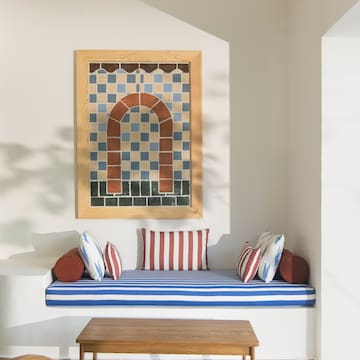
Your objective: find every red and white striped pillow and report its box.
[237,242,262,283]
[141,228,209,270]
[103,241,122,280]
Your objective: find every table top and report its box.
[76,318,259,353]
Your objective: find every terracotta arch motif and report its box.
[107,92,173,195]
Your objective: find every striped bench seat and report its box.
[45,269,315,307]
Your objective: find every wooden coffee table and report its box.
[76,318,259,360]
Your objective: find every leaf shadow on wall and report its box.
[7,230,81,264]
[0,126,74,215]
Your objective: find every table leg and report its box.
[93,352,97,360]
[250,346,255,360]
[79,344,84,360]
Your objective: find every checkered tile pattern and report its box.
[88,63,191,207]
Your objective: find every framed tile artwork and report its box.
[76,50,202,218]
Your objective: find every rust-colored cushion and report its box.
[53,248,84,282]
[279,249,310,284]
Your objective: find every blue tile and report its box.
[136,84,140,92]
[90,152,97,160]
[90,113,97,122]
[97,84,106,93]
[90,133,97,141]
[107,74,116,83]
[98,161,106,170]
[182,83,190,92]
[89,75,97,84]
[131,123,140,131]
[98,142,106,151]
[108,94,116,103]
[173,74,181,82]
[150,123,159,132]
[164,83,172,92]
[140,74,144,83]
[182,103,190,111]
[150,142,158,151]
[141,113,149,122]
[98,69,107,74]
[183,141,190,150]
[131,161,139,170]
[150,161,158,170]
[98,123,107,132]
[173,93,182,102]
[122,132,130,141]
[89,94,97,103]
[117,84,126,93]
[122,171,130,180]
[174,151,182,160]
[154,93,162,100]
[122,113,130,122]
[131,142,140,151]
[174,113,182,121]
[131,106,139,113]
[127,74,136,83]
[174,132,182,140]
[183,160,190,169]
[122,152,130,160]
[174,171,182,179]
[98,104,107,112]
[165,103,172,111]
[141,152,149,160]
[141,133,149,141]
[144,84,153,93]
[182,122,190,131]
[141,171,149,180]
[117,68,126,74]
[154,74,163,83]
[90,171,97,180]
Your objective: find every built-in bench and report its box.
[0,259,316,360]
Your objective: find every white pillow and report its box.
[256,231,285,283]
[78,231,105,281]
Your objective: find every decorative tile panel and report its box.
[87,62,191,207]
[76,50,202,218]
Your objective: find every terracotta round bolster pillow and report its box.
[53,247,85,282]
[279,249,310,284]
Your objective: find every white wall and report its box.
[142,0,291,264]
[8,0,360,358]
[0,0,230,269]
[322,4,360,358]
[0,0,292,269]
[287,0,359,359]
[322,36,360,360]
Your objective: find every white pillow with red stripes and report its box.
[237,242,262,283]
[141,228,209,270]
[103,241,122,280]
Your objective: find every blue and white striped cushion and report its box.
[78,231,105,281]
[46,269,315,307]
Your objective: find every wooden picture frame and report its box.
[76,50,202,218]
